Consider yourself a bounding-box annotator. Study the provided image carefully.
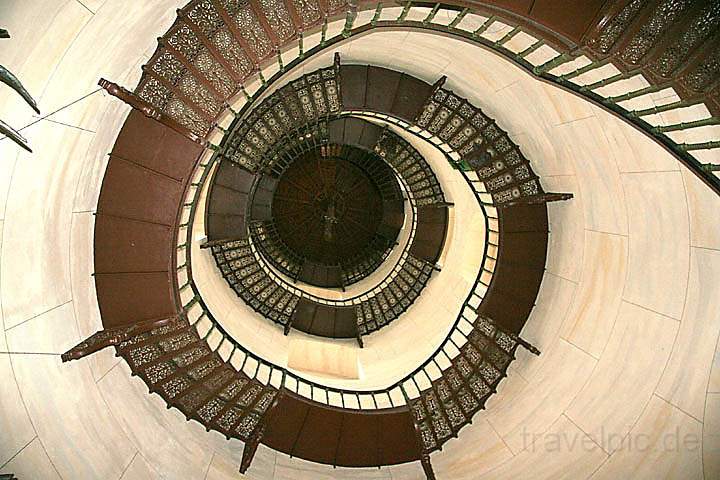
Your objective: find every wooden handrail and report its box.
[98,78,210,147]
[61,316,179,362]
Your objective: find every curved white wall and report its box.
[1,3,719,480]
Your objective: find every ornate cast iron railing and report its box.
[117,0,720,189]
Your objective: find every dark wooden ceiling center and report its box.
[272,145,385,267]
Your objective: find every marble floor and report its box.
[0,2,719,479]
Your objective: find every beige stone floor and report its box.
[0,3,719,479]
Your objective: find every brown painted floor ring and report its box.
[271,147,386,267]
[95,110,202,329]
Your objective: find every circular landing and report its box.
[269,144,396,286]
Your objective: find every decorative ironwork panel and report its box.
[195,50,236,97]
[650,1,720,77]
[250,221,303,279]
[162,377,193,398]
[137,54,213,135]
[198,398,226,422]
[355,255,434,335]
[128,344,163,368]
[137,77,173,110]
[586,0,647,54]
[168,23,205,62]
[114,313,284,443]
[259,0,296,41]
[217,407,244,431]
[341,235,395,285]
[188,0,226,35]
[293,77,317,120]
[212,239,300,326]
[229,0,274,59]
[409,316,522,453]
[374,132,445,205]
[620,0,691,65]
[222,66,340,172]
[166,97,213,135]
[291,0,322,27]
[235,411,261,437]
[418,87,545,205]
[151,51,185,86]
[211,28,255,78]
[159,330,196,352]
[681,39,720,92]
[326,0,348,14]
[177,72,224,117]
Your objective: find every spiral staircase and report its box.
[2,0,720,479]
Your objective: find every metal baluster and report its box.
[240,85,251,101]
[184,295,200,311]
[578,71,631,91]
[518,39,544,58]
[240,351,249,372]
[320,16,328,46]
[202,324,215,342]
[496,25,520,46]
[423,4,440,24]
[472,15,495,37]
[397,385,412,411]
[411,376,421,395]
[628,99,703,117]
[370,3,383,26]
[190,311,206,326]
[213,334,226,353]
[605,83,663,103]
[228,344,238,364]
[654,117,720,133]
[342,8,357,37]
[679,140,720,151]
[276,49,284,71]
[448,8,467,28]
[559,58,610,80]
[398,1,412,21]
[533,52,574,75]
